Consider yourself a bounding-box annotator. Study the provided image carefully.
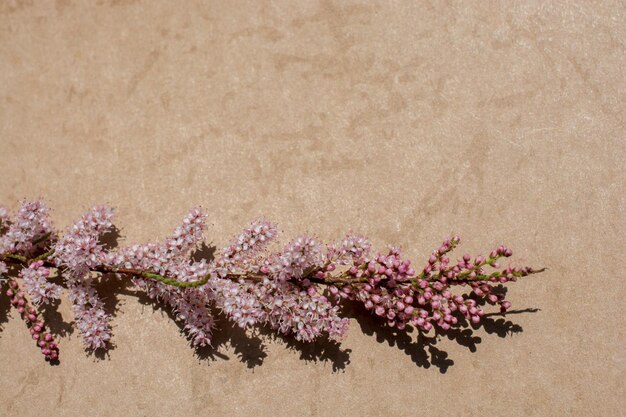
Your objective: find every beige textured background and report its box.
[0,1,624,416]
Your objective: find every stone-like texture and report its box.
[0,1,624,416]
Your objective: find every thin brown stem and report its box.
[0,254,360,288]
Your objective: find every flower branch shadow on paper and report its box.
[349,299,540,373]
[0,290,10,331]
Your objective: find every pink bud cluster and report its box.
[208,278,263,328]
[328,237,538,333]
[163,208,207,256]
[0,199,544,364]
[5,279,59,361]
[330,246,418,330]
[418,241,522,317]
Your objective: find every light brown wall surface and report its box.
[0,1,624,416]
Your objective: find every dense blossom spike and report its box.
[0,200,53,256]
[270,236,324,281]
[104,208,207,273]
[0,199,545,364]
[163,207,207,258]
[327,233,372,265]
[214,219,278,277]
[52,205,114,273]
[51,205,114,350]
[264,281,349,341]
[133,278,214,347]
[222,219,277,260]
[68,281,111,350]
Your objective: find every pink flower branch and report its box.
[0,200,545,364]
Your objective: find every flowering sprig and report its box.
[0,200,545,364]
[5,278,59,361]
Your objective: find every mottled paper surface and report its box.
[0,1,624,416]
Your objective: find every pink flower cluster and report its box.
[208,276,348,342]
[215,219,277,276]
[103,208,214,347]
[104,208,207,273]
[20,260,62,306]
[0,200,52,256]
[0,199,544,364]
[270,236,324,280]
[210,223,348,341]
[135,277,214,347]
[53,205,114,273]
[52,205,115,350]
[327,233,372,265]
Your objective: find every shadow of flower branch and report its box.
[343,301,538,373]
[2,267,539,372]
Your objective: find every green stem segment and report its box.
[32,232,52,246]
[34,248,55,261]
[141,271,210,288]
